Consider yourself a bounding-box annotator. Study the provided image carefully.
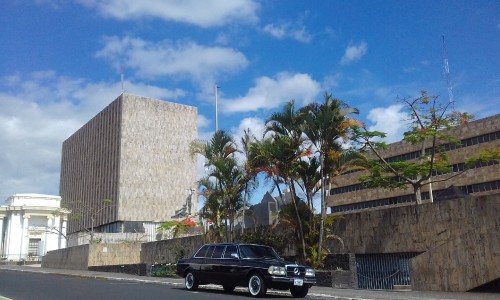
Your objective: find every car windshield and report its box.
[239,245,281,260]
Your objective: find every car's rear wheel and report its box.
[248,273,266,297]
[223,285,235,292]
[290,286,309,298]
[185,271,198,291]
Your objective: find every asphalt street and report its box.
[0,265,498,300]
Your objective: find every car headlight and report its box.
[305,268,315,277]
[268,266,286,276]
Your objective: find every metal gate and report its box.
[355,252,420,290]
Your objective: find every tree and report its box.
[351,90,490,204]
[157,217,198,239]
[239,129,260,234]
[256,101,309,261]
[58,198,114,244]
[191,130,248,242]
[300,93,361,264]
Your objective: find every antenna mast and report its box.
[442,35,454,107]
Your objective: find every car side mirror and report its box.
[230,253,239,259]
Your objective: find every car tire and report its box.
[223,285,235,292]
[248,273,267,297]
[290,286,309,298]
[185,271,198,291]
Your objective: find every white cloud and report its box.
[340,41,368,65]
[221,72,321,113]
[77,0,259,27]
[0,71,185,201]
[96,36,249,85]
[366,104,409,143]
[197,114,211,129]
[232,117,266,141]
[263,22,312,43]
[230,117,266,167]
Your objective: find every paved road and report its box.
[0,265,498,300]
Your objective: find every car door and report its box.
[198,245,215,282]
[203,245,226,284]
[219,245,244,286]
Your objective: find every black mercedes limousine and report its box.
[176,243,316,298]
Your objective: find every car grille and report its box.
[286,265,305,278]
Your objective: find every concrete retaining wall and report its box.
[140,235,204,266]
[42,243,141,270]
[88,243,141,267]
[411,226,500,291]
[330,194,499,291]
[42,244,89,270]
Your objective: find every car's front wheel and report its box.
[248,273,267,297]
[185,271,198,291]
[290,286,309,298]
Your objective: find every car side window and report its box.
[194,245,209,258]
[211,245,225,258]
[223,245,238,258]
[204,245,215,258]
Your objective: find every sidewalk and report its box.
[0,265,497,300]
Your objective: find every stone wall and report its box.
[42,243,141,270]
[42,244,89,270]
[317,253,358,288]
[140,235,204,266]
[411,226,499,292]
[330,195,499,254]
[88,243,141,267]
[330,194,499,291]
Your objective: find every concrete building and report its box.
[327,114,500,214]
[0,194,69,262]
[59,93,198,245]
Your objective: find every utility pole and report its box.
[215,84,219,133]
[442,35,454,107]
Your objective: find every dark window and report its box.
[28,238,41,256]
[205,245,215,258]
[239,245,280,260]
[212,245,225,258]
[224,245,238,258]
[194,245,209,258]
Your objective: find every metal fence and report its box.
[355,252,421,290]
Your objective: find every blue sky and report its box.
[1,0,499,205]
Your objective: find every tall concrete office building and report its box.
[60,94,197,243]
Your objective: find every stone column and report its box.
[20,215,30,260]
[5,213,22,260]
[61,218,68,249]
[46,216,59,253]
[0,217,4,256]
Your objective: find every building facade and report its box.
[59,93,198,245]
[327,114,500,214]
[0,194,69,262]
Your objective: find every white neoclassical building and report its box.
[0,194,70,262]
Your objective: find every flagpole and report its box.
[215,84,219,133]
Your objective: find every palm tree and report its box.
[239,129,260,234]
[191,130,242,242]
[300,93,360,262]
[209,156,246,241]
[261,101,310,261]
[295,156,322,234]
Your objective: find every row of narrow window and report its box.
[330,159,498,195]
[330,180,500,213]
[384,131,499,163]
